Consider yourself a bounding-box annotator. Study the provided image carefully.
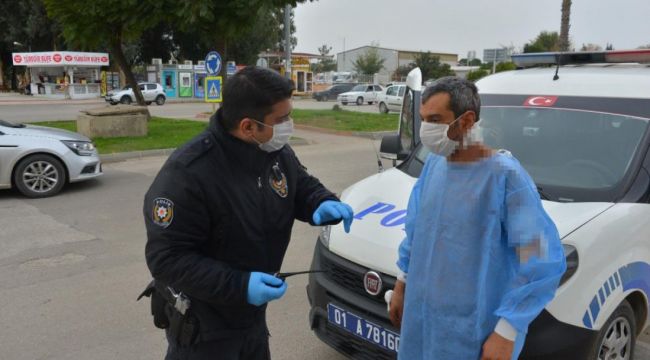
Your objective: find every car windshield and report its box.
[351,85,366,92]
[415,107,649,192]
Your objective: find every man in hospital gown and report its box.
[388,77,566,360]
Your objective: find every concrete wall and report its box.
[77,106,149,138]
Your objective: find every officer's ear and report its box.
[239,118,257,136]
[459,111,477,133]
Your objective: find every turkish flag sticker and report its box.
[524,96,558,107]
[53,53,62,62]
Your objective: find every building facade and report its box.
[336,46,458,77]
[483,48,512,64]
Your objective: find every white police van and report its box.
[307,50,650,359]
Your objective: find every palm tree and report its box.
[559,0,572,51]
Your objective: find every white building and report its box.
[337,46,458,77]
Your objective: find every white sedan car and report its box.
[0,119,102,197]
[337,84,384,106]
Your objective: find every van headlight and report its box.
[319,225,331,248]
[559,244,578,286]
[62,140,96,156]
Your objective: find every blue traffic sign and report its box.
[204,76,223,103]
[205,51,222,75]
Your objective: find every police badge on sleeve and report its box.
[152,198,174,228]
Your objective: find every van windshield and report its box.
[415,107,649,192]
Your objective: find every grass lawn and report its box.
[31,109,399,154]
[292,109,398,132]
[34,117,207,154]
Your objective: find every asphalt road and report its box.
[0,98,380,124]
[0,129,380,360]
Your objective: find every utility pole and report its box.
[284,4,292,80]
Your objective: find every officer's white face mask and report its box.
[252,118,294,152]
[419,114,482,157]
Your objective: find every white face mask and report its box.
[253,118,294,152]
[419,117,460,157]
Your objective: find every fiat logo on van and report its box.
[364,271,383,296]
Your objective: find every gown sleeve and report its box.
[493,162,567,335]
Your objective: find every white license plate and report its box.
[327,303,400,353]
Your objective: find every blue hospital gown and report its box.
[396,152,566,359]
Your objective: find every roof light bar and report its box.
[511,49,650,67]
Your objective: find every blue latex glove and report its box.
[313,200,354,233]
[246,272,287,306]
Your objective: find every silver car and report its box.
[0,119,102,198]
[106,83,166,106]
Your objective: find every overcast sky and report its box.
[294,0,650,60]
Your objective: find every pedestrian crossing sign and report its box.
[204,76,222,103]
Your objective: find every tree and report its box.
[580,43,603,52]
[44,0,169,106]
[353,46,385,75]
[523,31,561,53]
[469,58,482,66]
[393,64,415,80]
[466,69,489,82]
[638,44,650,49]
[312,44,336,73]
[495,62,516,73]
[413,52,454,80]
[0,0,64,90]
[559,0,572,51]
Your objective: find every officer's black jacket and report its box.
[144,110,338,340]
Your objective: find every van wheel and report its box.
[120,96,132,105]
[356,97,364,105]
[155,95,166,105]
[590,300,636,360]
[13,154,66,198]
[379,102,389,113]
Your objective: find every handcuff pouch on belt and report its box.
[138,279,200,346]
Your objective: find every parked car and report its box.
[106,83,166,106]
[377,84,406,113]
[337,84,384,106]
[312,83,356,102]
[0,119,102,198]
[308,50,650,359]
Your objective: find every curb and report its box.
[99,138,310,164]
[294,124,395,140]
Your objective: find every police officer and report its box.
[143,66,354,360]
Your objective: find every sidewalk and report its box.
[0,92,206,105]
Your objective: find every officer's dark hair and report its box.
[421,76,481,121]
[221,66,295,130]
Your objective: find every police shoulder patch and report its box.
[152,198,174,228]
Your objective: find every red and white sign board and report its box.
[12,51,109,67]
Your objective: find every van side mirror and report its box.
[380,134,408,163]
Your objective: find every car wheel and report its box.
[155,95,166,105]
[13,154,67,198]
[379,102,389,114]
[589,300,636,360]
[356,97,364,106]
[120,96,132,105]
